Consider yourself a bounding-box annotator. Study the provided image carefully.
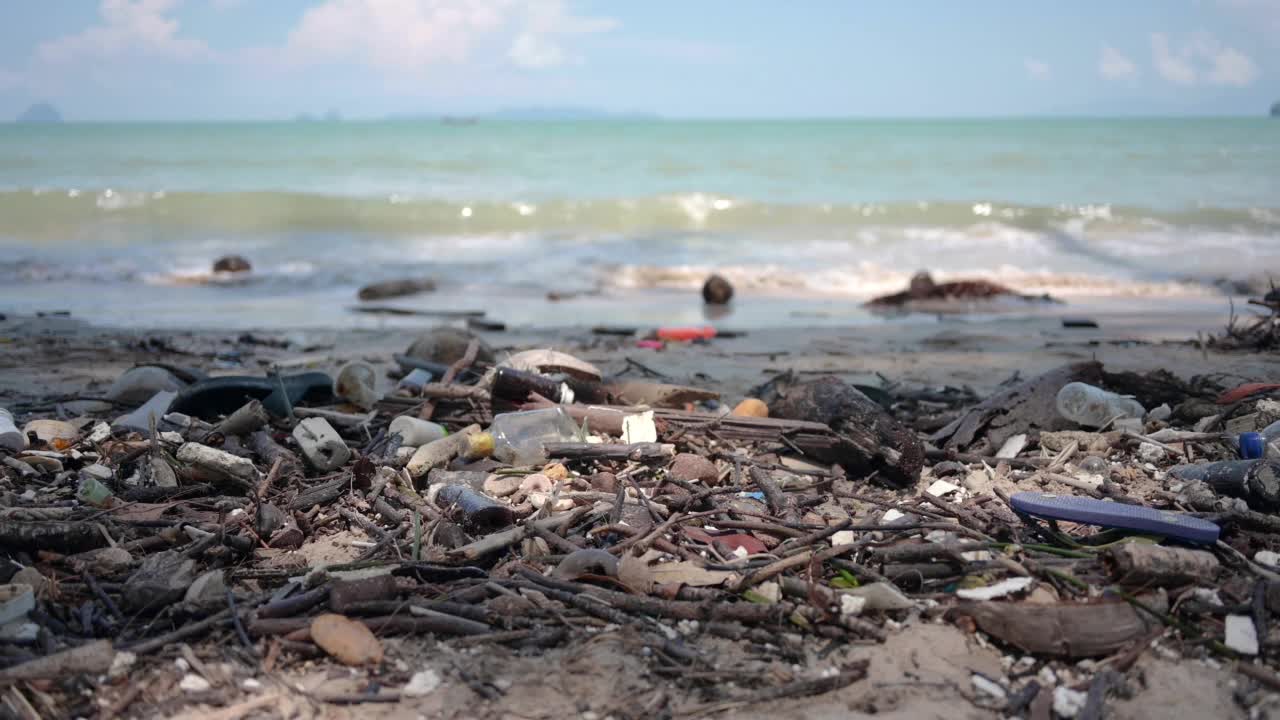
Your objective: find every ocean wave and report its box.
[0,188,1277,239]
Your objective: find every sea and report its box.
[0,118,1277,330]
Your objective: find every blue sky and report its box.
[2,0,1277,120]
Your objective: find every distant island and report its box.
[1272,101,1279,118]
[386,106,660,123]
[15,102,62,124]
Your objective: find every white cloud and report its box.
[36,0,208,64]
[1098,47,1138,80]
[1150,32,1259,87]
[1207,46,1258,86]
[280,0,615,71]
[1023,58,1050,79]
[1151,33,1197,84]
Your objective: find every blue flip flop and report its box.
[1010,492,1220,545]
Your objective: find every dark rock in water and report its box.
[16,103,62,124]
[406,326,495,365]
[357,277,437,301]
[212,255,252,273]
[759,373,924,488]
[1272,101,1280,118]
[702,274,734,305]
[867,270,1056,308]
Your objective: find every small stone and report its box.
[1225,614,1259,655]
[212,255,251,273]
[831,530,856,546]
[1138,442,1166,462]
[10,568,46,596]
[669,453,718,484]
[589,471,618,493]
[1053,686,1088,718]
[179,673,211,693]
[86,422,112,444]
[1147,403,1172,422]
[122,550,197,612]
[311,613,384,666]
[403,669,442,698]
[184,570,228,610]
[108,651,137,680]
[1255,550,1280,568]
[519,473,553,494]
[732,399,768,418]
[67,546,134,575]
[542,463,569,482]
[483,474,522,498]
[702,274,734,305]
[971,674,1007,700]
[241,678,262,691]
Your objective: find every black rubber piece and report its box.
[166,371,334,419]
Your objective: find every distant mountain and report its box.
[16,102,62,124]
[1272,101,1280,118]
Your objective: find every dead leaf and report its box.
[310,614,383,666]
[681,527,768,555]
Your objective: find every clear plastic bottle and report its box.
[77,476,115,508]
[0,408,24,452]
[489,407,583,466]
[1261,419,1280,457]
[1055,382,1146,429]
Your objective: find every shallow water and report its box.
[0,118,1276,329]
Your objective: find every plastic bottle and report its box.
[489,407,583,466]
[1055,382,1146,429]
[76,476,116,508]
[0,408,24,452]
[1261,420,1280,457]
[397,368,433,393]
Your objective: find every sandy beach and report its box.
[2,298,1278,718]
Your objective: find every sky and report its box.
[1,0,1278,121]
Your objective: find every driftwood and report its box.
[215,399,270,437]
[951,598,1164,658]
[287,475,350,512]
[0,520,108,553]
[1104,544,1219,587]
[248,430,304,483]
[932,362,1105,454]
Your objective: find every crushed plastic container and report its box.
[0,408,24,452]
[389,416,448,446]
[1055,382,1146,429]
[489,407,583,466]
[77,475,115,508]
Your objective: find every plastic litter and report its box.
[1055,382,1146,428]
[1010,491,1220,544]
[0,408,24,451]
[489,407,583,466]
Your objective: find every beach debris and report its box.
[702,273,734,304]
[760,373,924,487]
[334,361,379,410]
[357,277,437,301]
[0,408,24,451]
[1104,544,1219,587]
[5,322,1280,720]
[212,254,252,273]
[1056,382,1146,429]
[406,325,495,365]
[311,614,384,666]
[106,365,190,405]
[503,348,602,382]
[732,398,769,417]
[865,270,1057,309]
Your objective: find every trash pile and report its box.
[1211,287,1280,352]
[2,325,1280,718]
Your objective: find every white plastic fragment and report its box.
[622,411,657,444]
[179,673,212,693]
[956,576,1034,601]
[1225,614,1259,655]
[971,674,1007,700]
[1254,551,1280,568]
[1054,686,1088,718]
[881,509,906,523]
[839,594,867,617]
[86,422,112,445]
[831,530,856,546]
[754,581,781,603]
[403,669,442,698]
[841,582,915,610]
[995,433,1027,459]
[926,480,962,497]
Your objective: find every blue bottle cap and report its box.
[1241,432,1265,460]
